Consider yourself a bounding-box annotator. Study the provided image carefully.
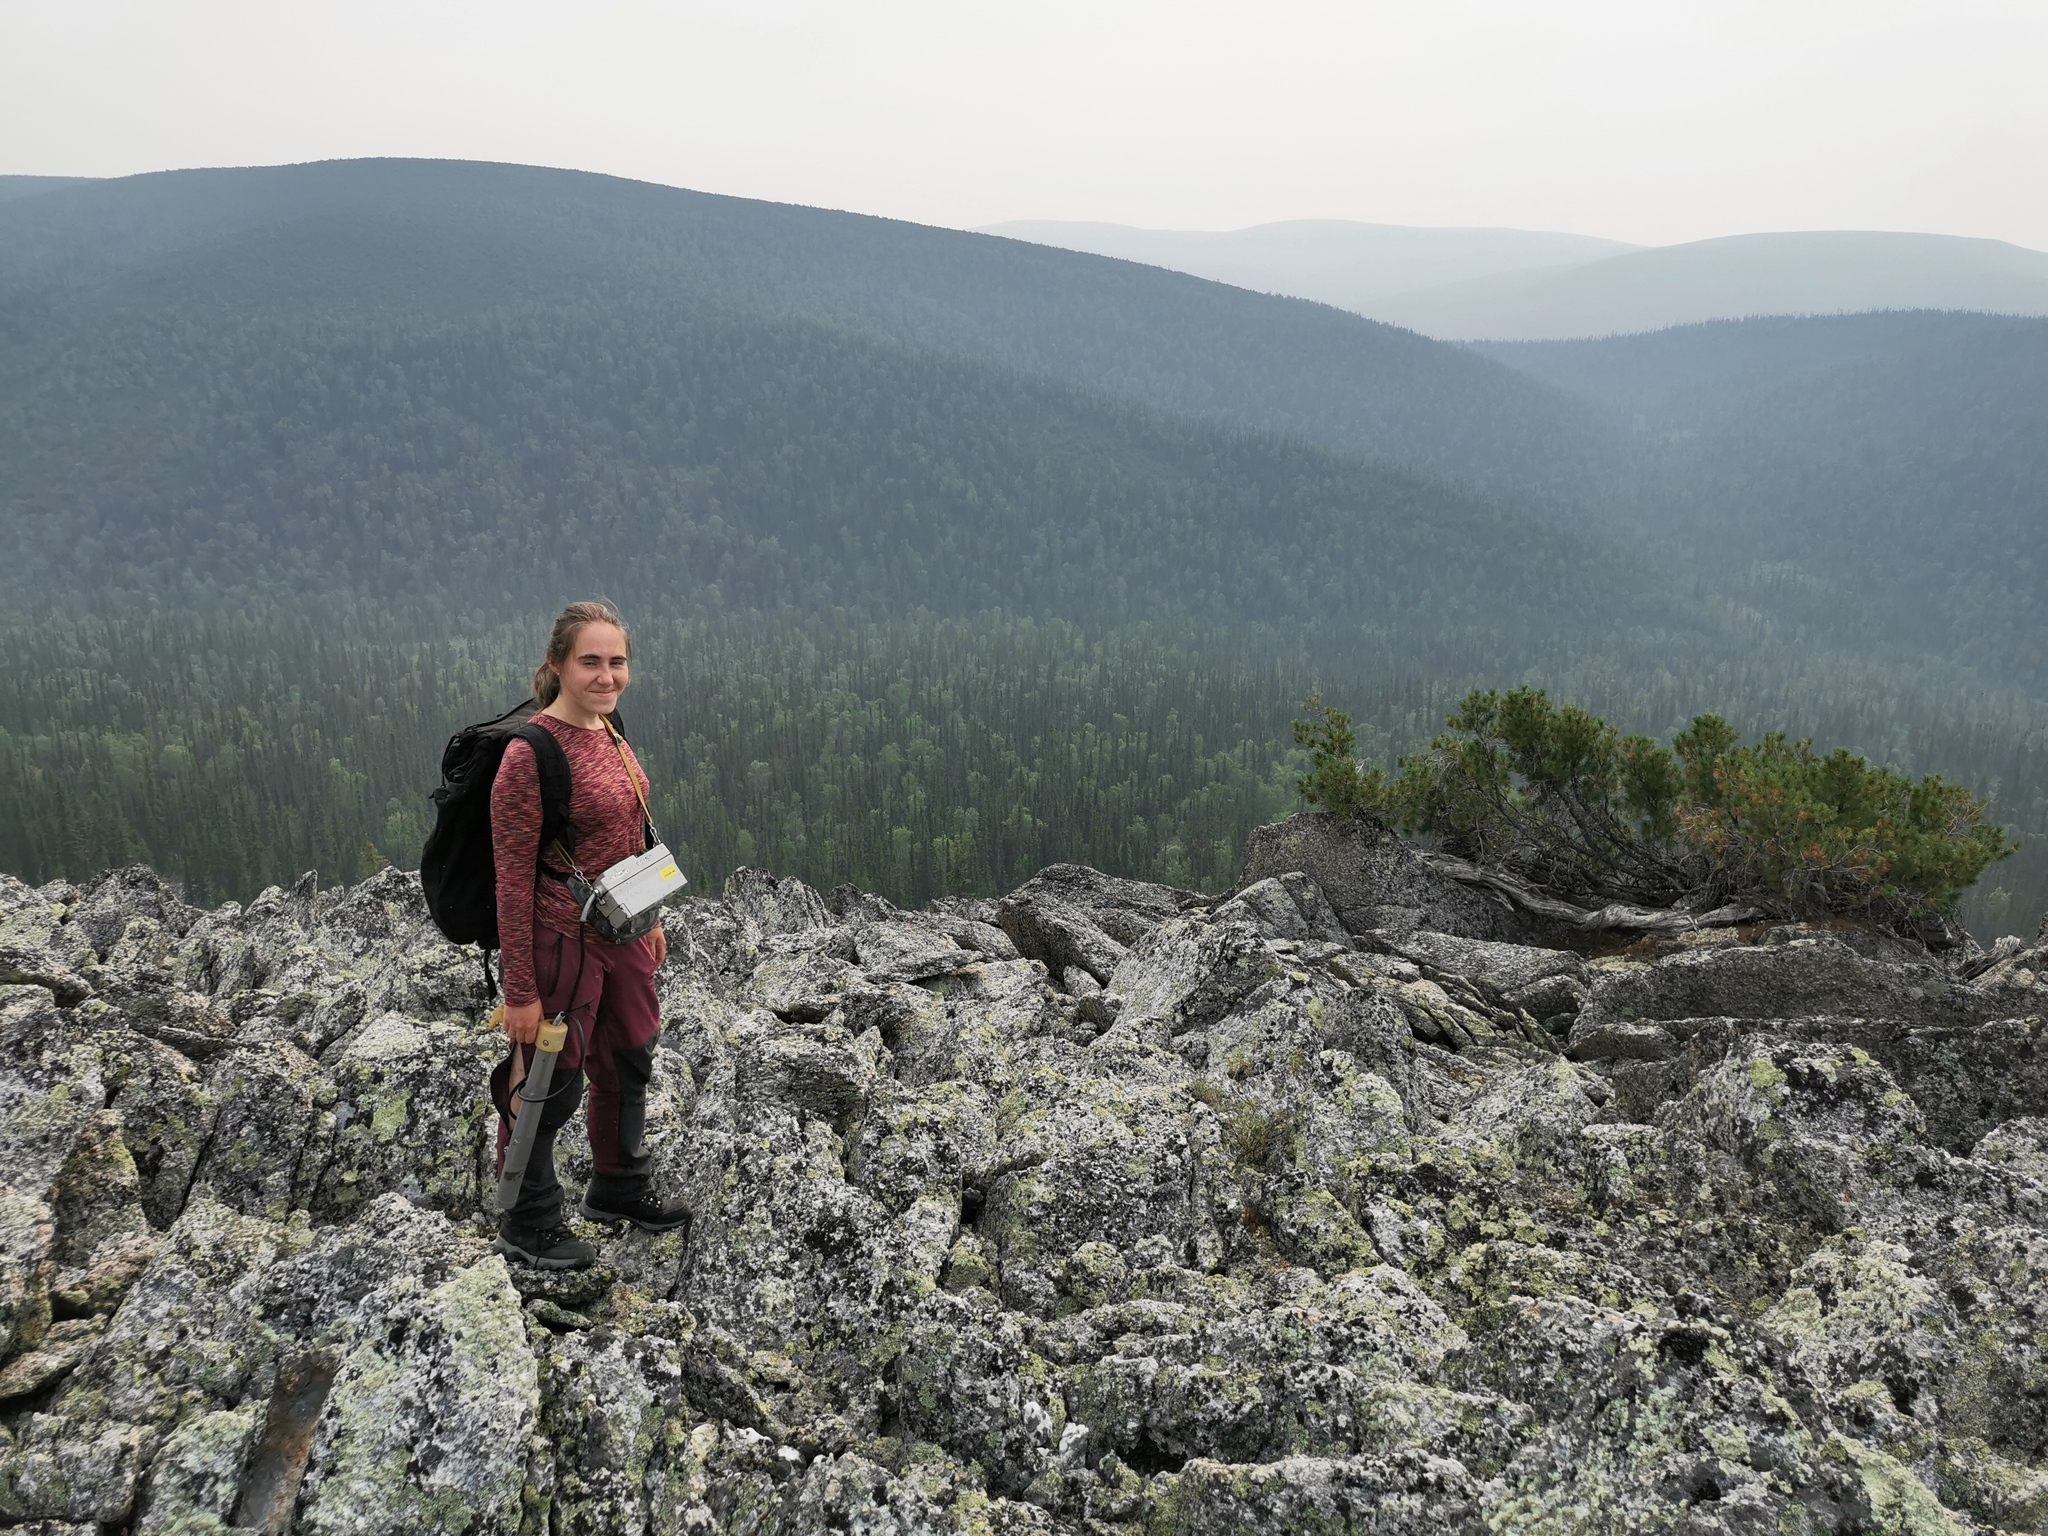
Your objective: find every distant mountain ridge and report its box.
[980,219,1637,313]
[0,158,1676,664]
[1382,231,2048,339]
[5,161,2044,694]
[0,160,1607,516]
[988,219,2048,340]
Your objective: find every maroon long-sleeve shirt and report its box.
[490,712,652,1006]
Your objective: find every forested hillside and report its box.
[1478,312,2048,688]
[0,159,1607,520]
[0,297,1663,649]
[1,162,2043,933]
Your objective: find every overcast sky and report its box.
[3,0,2044,249]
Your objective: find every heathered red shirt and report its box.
[490,712,652,1007]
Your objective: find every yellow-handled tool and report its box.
[495,1013,570,1215]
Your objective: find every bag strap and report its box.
[603,716,660,848]
[513,720,578,875]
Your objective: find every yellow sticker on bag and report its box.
[660,865,678,880]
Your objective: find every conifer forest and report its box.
[2,161,2043,933]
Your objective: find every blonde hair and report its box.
[533,601,629,705]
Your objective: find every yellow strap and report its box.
[604,717,658,839]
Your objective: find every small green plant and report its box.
[1294,688,2014,931]
[1224,1097,1300,1173]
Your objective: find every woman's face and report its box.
[552,622,629,717]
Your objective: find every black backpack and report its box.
[420,699,627,993]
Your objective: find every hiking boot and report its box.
[494,1220,599,1270]
[580,1181,692,1233]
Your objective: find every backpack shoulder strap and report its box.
[513,720,576,865]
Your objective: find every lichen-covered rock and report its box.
[1974,1116,2048,1181]
[0,1190,54,1362]
[1152,1451,1481,1535]
[979,1070,1228,1317]
[133,1401,259,1535]
[44,1107,151,1305]
[1384,930,1586,996]
[65,867,200,965]
[311,1012,498,1221]
[1101,916,1276,1047]
[896,1292,1066,1494]
[1212,874,1349,945]
[850,918,977,984]
[890,961,1051,1090]
[737,930,862,1021]
[853,1081,996,1215]
[1579,1008,2048,1154]
[296,1256,538,1536]
[926,911,1019,962]
[724,867,832,946]
[1577,936,2007,1035]
[100,1028,213,1229]
[997,891,1128,988]
[174,866,481,1055]
[1660,1041,1930,1267]
[58,1195,301,1430]
[1004,864,1196,948]
[1566,1019,1681,1062]
[189,1042,330,1220]
[532,1322,692,1535]
[1239,812,1515,940]
[0,875,98,1001]
[0,1413,154,1527]
[0,1316,102,1401]
[4,853,2045,1534]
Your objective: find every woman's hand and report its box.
[646,925,668,968]
[501,1000,543,1044]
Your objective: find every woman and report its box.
[490,600,689,1269]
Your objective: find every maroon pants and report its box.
[491,927,661,1206]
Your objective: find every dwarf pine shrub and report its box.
[1297,689,2013,929]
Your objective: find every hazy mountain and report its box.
[0,158,1675,662]
[1477,311,2048,685]
[0,161,1608,517]
[978,218,1636,312]
[988,220,2048,343]
[9,161,2045,689]
[1378,231,2048,339]
[11,161,2048,694]
[0,175,95,204]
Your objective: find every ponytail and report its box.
[534,600,629,705]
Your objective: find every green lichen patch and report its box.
[297,1257,537,1536]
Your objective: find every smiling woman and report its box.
[484,599,691,1270]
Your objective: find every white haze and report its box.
[1,0,2045,250]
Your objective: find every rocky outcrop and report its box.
[1239,812,1518,940]
[0,856,2044,1533]
[996,864,1205,990]
[1565,936,2048,1148]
